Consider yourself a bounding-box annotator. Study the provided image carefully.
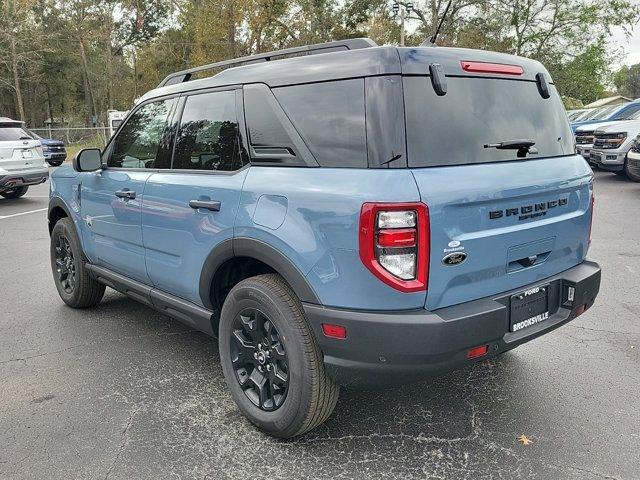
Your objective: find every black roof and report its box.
[138,40,549,104]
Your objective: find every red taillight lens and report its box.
[460,61,524,76]
[359,202,429,293]
[377,228,417,248]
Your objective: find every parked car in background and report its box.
[571,100,640,132]
[107,110,128,138]
[28,131,67,166]
[589,119,640,180]
[567,109,588,122]
[0,117,48,199]
[626,134,640,182]
[575,110,640,160]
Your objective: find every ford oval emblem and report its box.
[443,252,468,266]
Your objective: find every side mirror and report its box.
[73,148,103,172]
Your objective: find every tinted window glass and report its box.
[612,104,640,121]
[172,90,241,171]
[404,77,573,167]
[273,79,367,168]
[0,127,31,141]
[108,99,174,168]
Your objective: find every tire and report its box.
[0,186,28,199]
[47,160,63,167]
[624,157,640,182]
[219,273,339,438]
[50,217,105,308]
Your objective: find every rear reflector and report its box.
[467,345,489,359]
[322,323,347,339]
[460,61,524,76]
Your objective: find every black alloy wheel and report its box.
[54,235,76,294]
[230,308,289,411]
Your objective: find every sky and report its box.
[611,24,640,67]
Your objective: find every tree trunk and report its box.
[79,37,97,125]
[9,35,25,121]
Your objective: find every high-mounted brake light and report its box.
[359,202,429,292]
[460,61,524,76]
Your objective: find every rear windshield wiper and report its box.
[484,139,538,158]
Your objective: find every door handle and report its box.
[189,199,221,211]
[115,189,136,199]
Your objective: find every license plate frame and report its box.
[510,284,549,332]
[21,149,33,159]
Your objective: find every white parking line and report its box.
[0,208,47,220]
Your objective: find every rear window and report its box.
[0,127,31,141]
[404,77,573,167]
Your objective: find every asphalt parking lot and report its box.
[0,169,638,479]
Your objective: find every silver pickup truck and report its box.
[589,119,640,182]
[0,117,48,199]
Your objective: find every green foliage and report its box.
[549,41,611,104]
[614,64,640,98]
[1,0,639,126]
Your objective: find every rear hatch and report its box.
[399,48,593,311]
[0,123,44,171]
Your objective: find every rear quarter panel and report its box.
[235,166,426,310]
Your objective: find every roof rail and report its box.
[157,38,378,88]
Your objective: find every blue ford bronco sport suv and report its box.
[48,39,601,438]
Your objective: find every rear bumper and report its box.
[0,169,49,189]
[304,260,601,388]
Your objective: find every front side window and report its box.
[108,99,175,169]
[172,90,241,171]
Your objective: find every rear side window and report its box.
[108,98,175,169]
[404,77,573,167]
[273,79,367,168]
[0,128,31,141]
[172,90,242,171]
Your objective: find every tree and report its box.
[615,64,640,98]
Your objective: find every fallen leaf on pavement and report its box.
[517,434,533,446]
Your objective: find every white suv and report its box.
[0,117,48,199]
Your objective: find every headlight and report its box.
[42,146,51,152]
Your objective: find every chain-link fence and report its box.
[30,127,111,160]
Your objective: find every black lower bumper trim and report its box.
[0,171,49,189]
[303,261,601,388]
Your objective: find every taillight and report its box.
[460,61,524,76]
[588,194,594,247]
[359,202,429,292]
